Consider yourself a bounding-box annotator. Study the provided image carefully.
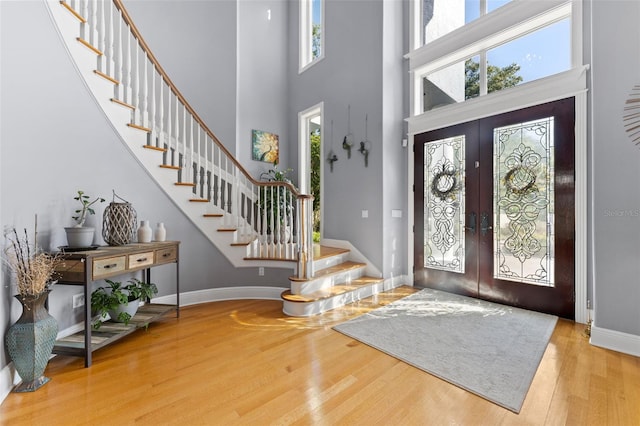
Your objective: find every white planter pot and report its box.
[64,227,95,248]
[108,299,140,323]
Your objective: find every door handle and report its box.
[481,212,492,236]
[466,212,477,234]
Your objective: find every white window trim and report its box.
[299,0,325,73]
[408,0,576,116]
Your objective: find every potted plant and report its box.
[90,278,158,329]
[64,190,105,248]
[259,162,296,242]
[4,220,59,392]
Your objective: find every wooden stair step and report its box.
[76,37,102,55]
[289,260,365,283]
[94,70,119,85]
[281,276,383,303]
[231,236,257,246]
[312,245,350,260]
[175,182,196,187]
[203,213,223,218]
[128,123,151,132]
[143,144,167,152]
[111,98,134,110]
[60,1,87,23]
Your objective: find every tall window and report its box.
[300,0,324,72]
[409,1,577,115]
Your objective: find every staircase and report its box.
[46,0,391,316]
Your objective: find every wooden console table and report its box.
[52,241,180,367]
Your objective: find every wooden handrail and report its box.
[111,0,301,197]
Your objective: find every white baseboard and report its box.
[0,362,17,405]
[590,325,640,357]
[153,286,288,307]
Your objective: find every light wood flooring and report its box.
[1,286,639,425]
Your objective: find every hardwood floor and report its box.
[1,286,639,425]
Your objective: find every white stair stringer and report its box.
[45,0,295,271]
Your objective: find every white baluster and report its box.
[124,28,131,105]
[132,44,139,124]
[97,0,105,70]
[106,0,114,78]
[141,54,148,128]
[157,80,164,148]
[114,7,123,100]
[149,65,156,143]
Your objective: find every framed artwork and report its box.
[252,129,279,163]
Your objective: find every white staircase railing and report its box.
[54,0,314,279]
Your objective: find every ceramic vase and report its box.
[137,220,152,243]
[5,290,58,392]
[154,222,166,242]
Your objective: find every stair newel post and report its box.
[297,194,314,279]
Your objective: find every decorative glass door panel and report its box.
[415,98,575,319]
[493,118,555,286]
[424,136,465,273]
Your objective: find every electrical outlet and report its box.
[258,267,265,276]
[72,293,85,309]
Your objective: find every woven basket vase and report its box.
[102,202,137,246]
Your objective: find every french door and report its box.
[414,98,575,319]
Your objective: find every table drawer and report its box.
[92,256,126,279]
[128,251,154,269]
[155,246,177,264]
[55,259,85,283]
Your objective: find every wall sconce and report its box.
[359,114,371,167]
[343,104,354,158]
[328,120,339,172]
[327,151,338,172]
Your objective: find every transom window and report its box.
[409,0,576,115]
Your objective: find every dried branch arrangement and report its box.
[4,218,58,297]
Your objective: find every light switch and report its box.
[362,210,368,218]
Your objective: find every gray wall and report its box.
[0,0,291,374]
[287,0,407,279]
[124,0,238,155]
[591,0,640,335]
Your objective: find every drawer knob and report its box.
[136,257,148,262]
[104,263,118,269]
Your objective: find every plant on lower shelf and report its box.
[90,278,158,329]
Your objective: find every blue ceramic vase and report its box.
[5,290,58,392]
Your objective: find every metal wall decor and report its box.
[358,114,371,167]
[493,118,554,286]
[327,120,338,172]
[343,105,354,158]
[623,84,640,146]
[423,135,465,273]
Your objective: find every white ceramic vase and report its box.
[154,222,166,242]
[137,220,152,243]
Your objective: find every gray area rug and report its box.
[333,288,557,413]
